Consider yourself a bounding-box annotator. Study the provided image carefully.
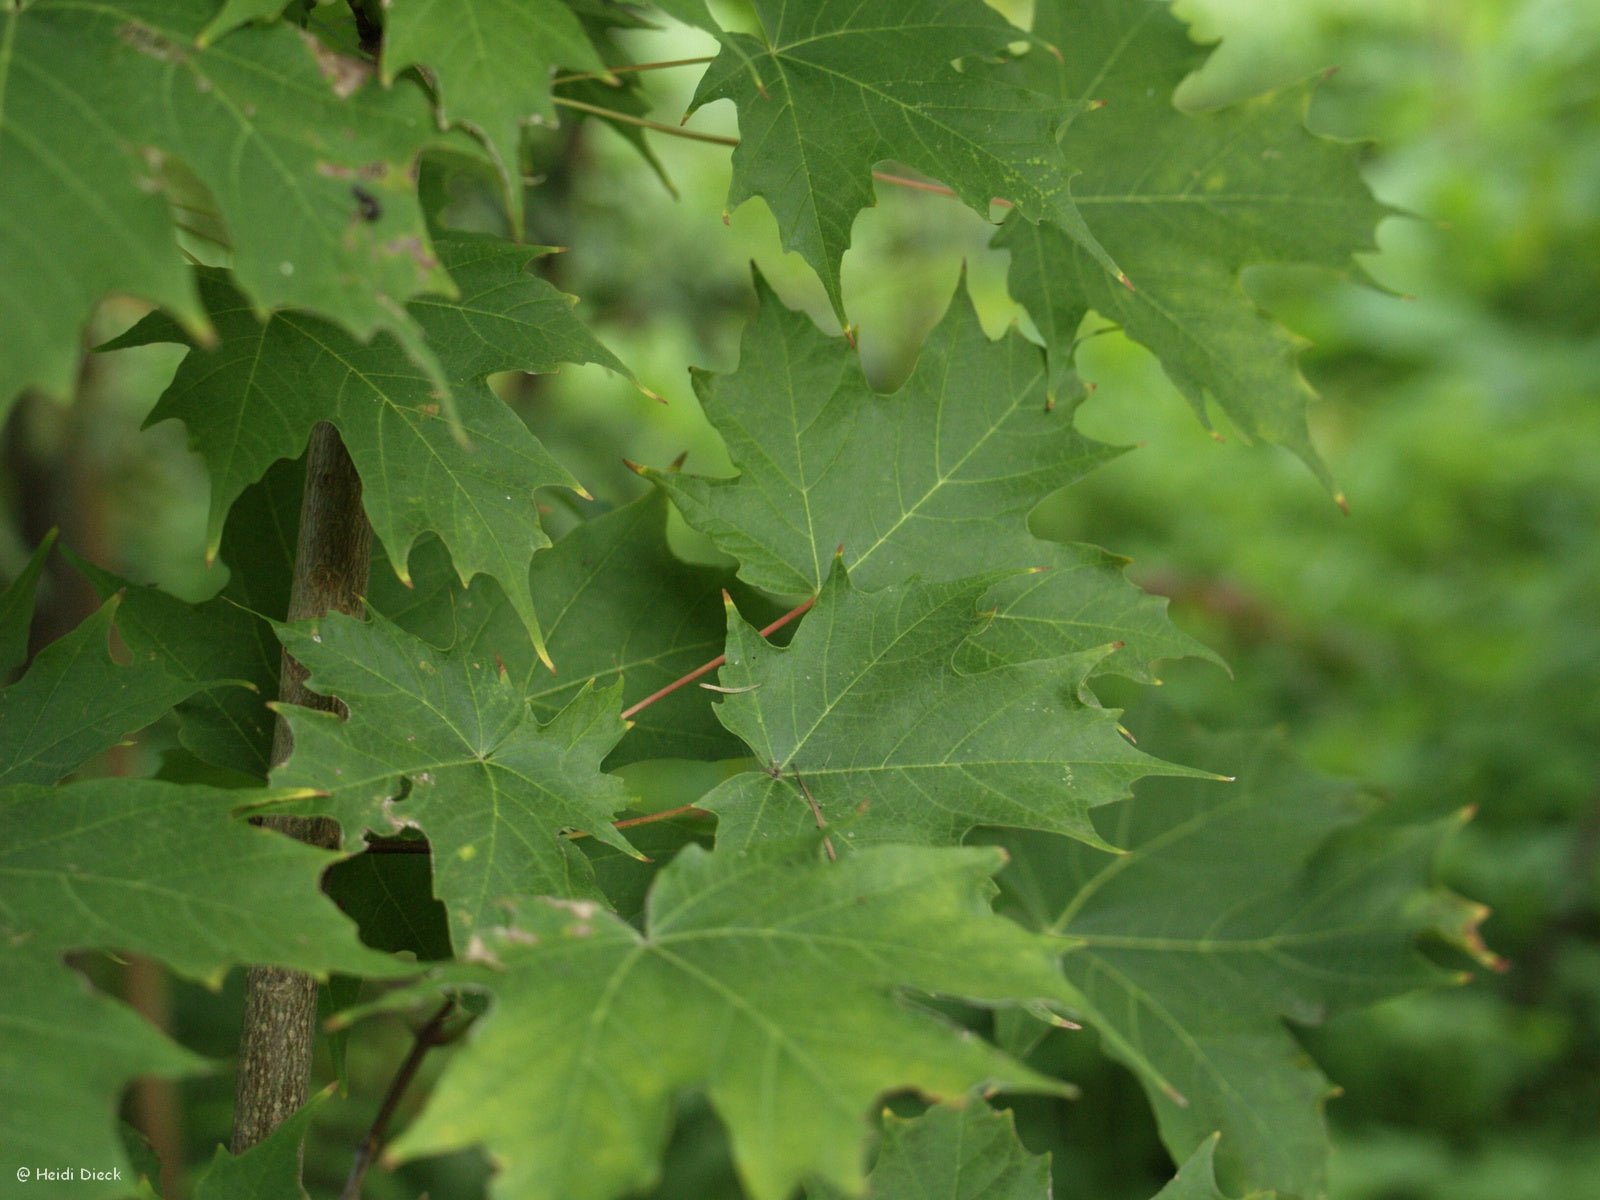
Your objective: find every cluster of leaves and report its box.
[0,1,1485,1198]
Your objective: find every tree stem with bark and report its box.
[230,422,372,1154]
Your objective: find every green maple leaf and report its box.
[807,1104,1050,1200]
[0,530,55,678]
[383,0,604,220]
[198,0,293,44]
[272,609,638,941]
[702,565,1205,852]
[957,541,1224,685]
[76,575,276,780]
[189,1084,329,1200]
[688,0,1120,319]
[74,456,305,780]
[0,777,397,1193]
[0,591,231,787]
[648,0,720,30]
[0,0,465,412]
[653,274,1119,596]
[115,237,629,656]
[987,723,1479,1197]
[1153,1135,1273,1200]
[0,949,206,1199]
[361,843,1077,1200]
[992,0,1389,486]
[0,778,401,981]
[371,492,745,765]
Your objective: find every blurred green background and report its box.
[3,1,1595,1197]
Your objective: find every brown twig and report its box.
[340,999,458,1200]
[553,56,716,85]
[620,593,816,721]
[869,170,1015,210]
[552,96,739,146]
[566,803,715,842]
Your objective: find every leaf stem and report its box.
[549,102,1020,214]
[565,803,715,842]
[620,593,816,721]
[552,96,739,147]
[870,170,1014,210]
[553,56,716,85]
[339,999,457,1200]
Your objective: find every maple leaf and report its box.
[986,722,1484,1197]
[272,609,638,941]
[0,777,403,1188]
[367,493,744,766]
[688,0,1120,320]
[992,0,1389,485]
[0,950,206,1199]
[0,0,467,412]
[702,565,1207,852]
[0,530,54,679]
[653,273,1119,596]
[0,778,401,981]
[382,0,605,221]
[648,0,720,30]
[112,236,629,657]
[1152,1136,1270,1200]
[189,1084,329,1200]
[0,582,232,787]
[358,843,1078,1200]
[74,458,305,779]
[957,541,1224,685]
[807,1104,1050,1200]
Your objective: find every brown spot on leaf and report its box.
[117,22,187,63]
[383,235,440,273]
[300,30,373,99]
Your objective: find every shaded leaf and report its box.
[74,456,304,779]
[0,948,206,1199]
[807,1103,1050,1200]
[323,849,452,962]
[199,0,292,45]
[0,594,226,787]
[0,530,55,679]
[372,843,1078,1200]
[383,0,605,220]
[702,565,1204,852]
[0,775,405,1191]
[273,610,637,942]
[116,237,629,654]
[77,568,276,781]
[993,0,1388,484]
[189,1085,329,1200]
[987,723,1468,1197]
[688,0,1119,318]
[370,493,743,766]
[653,274,1118,596]
[1151,1134,1273,1200]
[648,0,720,30]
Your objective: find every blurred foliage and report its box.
[4,0,1595,1197]
[1044,1,1600,1196]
